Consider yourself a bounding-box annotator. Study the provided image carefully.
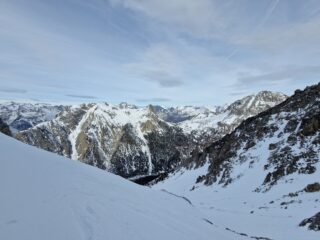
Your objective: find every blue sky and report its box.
[0,0,320,105]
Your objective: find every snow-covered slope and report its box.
[0,102,64,133]
[153,83,320,240]
[16,103,191,178]
[0,133,241,240]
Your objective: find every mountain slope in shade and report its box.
[0,133,240,240]
[153,83,320,240]
[0,102,64,133]
[16,103,191,178]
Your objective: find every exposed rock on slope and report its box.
[0,118,11,136]
[299,212,320,231]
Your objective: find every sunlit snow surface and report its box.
[0,133,240,240]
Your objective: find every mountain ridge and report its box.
[1,91,287,178]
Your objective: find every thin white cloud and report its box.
[125,44,185,88]
[0,88,27,94]
[143,71,183,88]
[136,97,171,103]
[66,94,98,99]
[110,0,223,39]
[234,65,320,89]
[236,17,320,54]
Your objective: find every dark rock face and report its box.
[0,118,12,136]
[146,126,191,173]
[188,83,320,191]
[304,183,320,192]
[108,123,152,177]
[299,212,320,231]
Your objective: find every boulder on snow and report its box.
[304,182,320,193]
[299,212,320,231]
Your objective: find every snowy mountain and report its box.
[1,91,286,138]
[153,83,320,239]
[16,103,192,178]
[0,102,64,133]
[155,91,287,144]
[10,91,286,179]
[0,133,241,240]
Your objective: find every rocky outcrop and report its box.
[299,212,320,231]
[0,118,11,136]
[304,183,320,192]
